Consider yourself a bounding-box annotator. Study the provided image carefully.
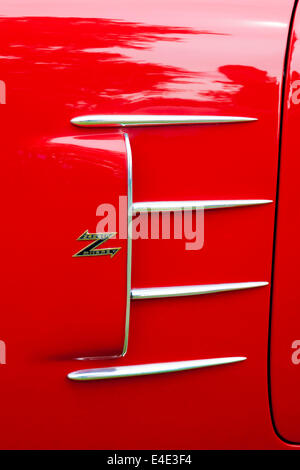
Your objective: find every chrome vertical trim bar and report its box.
[131,282,268,300]
[68,356,247,381]
[132,199,272,214]
[71,115,257,127]
[122,133,133,356]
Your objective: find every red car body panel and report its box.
[270,1,300,445]
[0,0,298,449]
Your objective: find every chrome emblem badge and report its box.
[73,230,120,258]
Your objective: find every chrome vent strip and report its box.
[132,199,272,214]
[68,357,247,381]
[131,282,268,300]
[71,115,257,127]
[122,133,133,356]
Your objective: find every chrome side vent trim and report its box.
[122,133,133,356]
[131,282,268,300]
[68,357,247,381]
[132,199,272,214]
[71,115,257,128]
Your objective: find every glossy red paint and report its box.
[0,0,297,449]
[3,130,129,360]
[270,0,300,445]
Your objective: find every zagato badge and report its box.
[73,230,120,258]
